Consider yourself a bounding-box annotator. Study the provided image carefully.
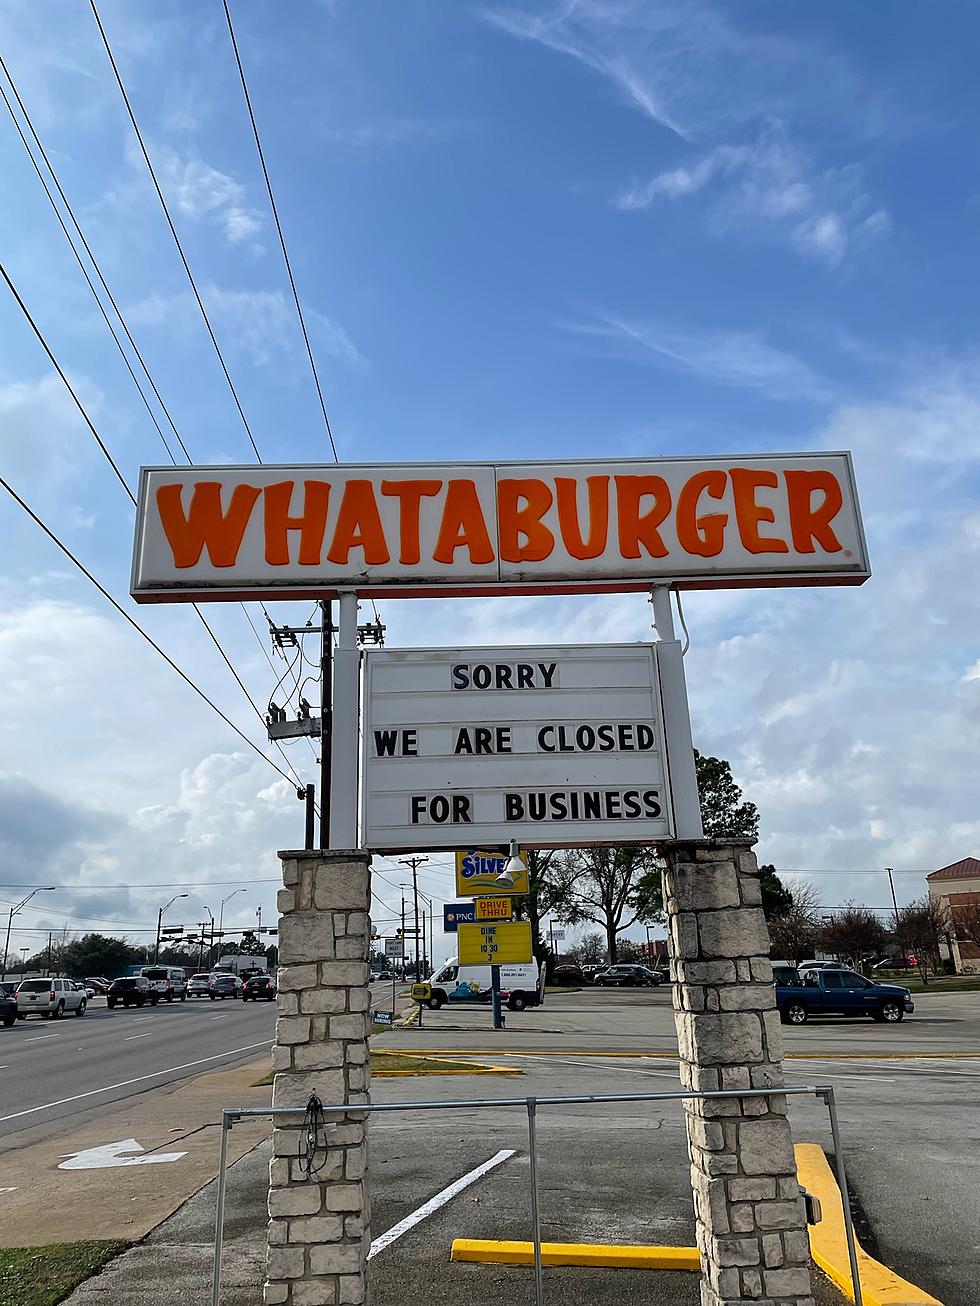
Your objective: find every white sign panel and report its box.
[361,644,675,852]
[130,453,869,602]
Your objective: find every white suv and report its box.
[17,977,87,1019]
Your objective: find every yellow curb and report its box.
[450,1238,700,1270]
[794,1144,943,1306]
[374,1053,522,1077]
[382,1048,980,1061]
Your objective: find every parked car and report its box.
[16,976,87,1019]
[84,977,111,994]
[594,965,662,987]
[106,976,159,1009]
[552,964,584,985]
[771,962,803,987]
[209,973,243,999]
[242,974,277,1001]
[139,966,188,1002]
[776,968,914,1025]
[0,988,16,1028]
[0,981,19,998]
[872,956,917,972]
[72,981,96,998]
[187,973,213,999]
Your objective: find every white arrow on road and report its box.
[58,1138,187,1170]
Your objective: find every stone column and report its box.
[265,850,372,1306]
[663,840,814,1306]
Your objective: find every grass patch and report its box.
[253,1050,481,1087]
[0,1240,127,1306]
[881,974,980,993]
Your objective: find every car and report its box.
[16,977,87,1019]
[70,980,96,998]
[209,973,243,999]
[594,964,662,987]
[771,962,804,987]
[775,968,914,1025]
[552,964,584,985]
[139,966,188,1002]
[84,977,111,994]
[106,976,159,1009]
[187,973,213,998]
[0,980,19,998]
[242,975,276,1001]
[0,988,16,1028]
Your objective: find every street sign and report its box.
[443,903,477,933]
[130,454,869,603]
[411,982,432,1002]
[549,927,566,943]
[362,645,675,852]
[458,921,533,966]
[384,938,404,958]
[456,850,530,897]
[372,1010,394,1026]
[476,898,513,921]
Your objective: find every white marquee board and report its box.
[361,644,676,852]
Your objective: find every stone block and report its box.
[320,961,370,987]
[293,1282,338,1305]
[736,960,752,981]
[719,1066,751,1092]
[264,1283,290,1305]
[718,987,774,1012]
[345,1147,366,1180]
[729,1203,755,1233]
[309,1243,363,1275]
[313,863,370,911]
[271,1045,292,1072]
[756,1199,805,1231]
[277,993,300,1016]
[338,1275,366,1304]
[749,1064,784,1090]
[737,1120,796,1176]
[330,1013,369,1041]
[762,1232,784,1267]
[279,964,319,992]
[762,1009,785,1060]
[751,959,774,983]
[711,1236,761,1267]
[687,1012,764,1064]
[763,1266,812,1297]
[266,1245,306,1279]
[292,1043,345,1071]
[292,1154,343,1183]
[740,1267,763,1299]
[690,1118,725,1152]
[300,989,347,1015]
[273,1069,344,1107]
[324,1183,364,1211]
[738,875,763,907]
[281,860,300,886]
[347,912,369,937]
[277,888,297,915]
[267,1217,289,1246]
[778,1177,800,1198]
[679,960,739,986]
[288,1214,345,1242]
[273,1127,303,1157]
[347,987,369,1012]
[335,937,367,959]
[347,1065,368,1092]
[270,1158,290,1187]
[671,911,700,959]
[728,1177,776,1202]
[670,861,741,911]
[345,1042,368,1065]
[276,1016,312,1046]
[269,1185,322,1218]
[344,1215,365,1238]
[782,1230,811,1263]
[698,908,770,959]
[279,916,335,965]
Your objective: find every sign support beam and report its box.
[651,585,703,839]
[329,591,360,848]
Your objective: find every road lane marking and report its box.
[503,1053,681,1079]
[25,1035,61,1043]
[0,1039,272,1123]
[59,1138,187,1169]
[123,1033,152,1041]
[367,1149,516,1261]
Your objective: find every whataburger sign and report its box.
[130,453,869,602]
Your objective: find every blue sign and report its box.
[444,902,477,933]
[372,1010,394,1025]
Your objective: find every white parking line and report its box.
[504,1052,681,1079]
[123,1033,152,1041]
[0,1039,272,1123]
[367,1150,516,1260]
[25,1035,61,1043]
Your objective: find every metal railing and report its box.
[213,1084,863,1306]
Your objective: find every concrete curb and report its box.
[450,1238,700,1270]
[794,1144,943,1306]
[375,1053,521,1077]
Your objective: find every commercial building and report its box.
[928,856,980,973]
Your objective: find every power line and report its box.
[222,0,338,462]
[89,0,262,463]
[0,472,295,785]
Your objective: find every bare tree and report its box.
[818,904,886,972]
[573,931,605,965]
[895,897,952,984]
[551,845,664,964]
[767,881,822,965]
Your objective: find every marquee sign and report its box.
[130,453,869,602]
[361,644,673,852]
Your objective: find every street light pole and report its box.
[1,886,56,980]
[217,889,246,965]
[154,893,188,964]
[399,856,429,983]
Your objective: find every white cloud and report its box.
[320,116,468,148]
[563,315,835,402]
[144,143,265,250]
[617,129,890,268]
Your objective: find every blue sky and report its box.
[1,0,978,960]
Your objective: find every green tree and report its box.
[60,933,136,979]
[551,845,665,964]
[238,931,266,956]
[818,904,886,972]
[695,751,760,840]
[758,865,794,920]
[512,848,564,971]
[895,897,951,984]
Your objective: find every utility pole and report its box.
[400,891,406,979]
[320,599,332,848]
[46,931,52,973]
[885,868,900,929]
[1,886,55,980]
[399,857,428,983]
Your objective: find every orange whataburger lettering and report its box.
[615,475,671,559]
[263,481,330,566]
[498,478,555,563]
[433,479,495,565]
[381,479,442,565]
[785,470,843,553]
[157,481,260,569]
[326,480,390,566]
[676,470,728,557]
[555,475,609,560]
[730,467,788,554]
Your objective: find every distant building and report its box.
[927,856,980,974]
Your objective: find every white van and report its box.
[139,965,188,1001]
[426,957,540,1012]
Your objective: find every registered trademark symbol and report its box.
[844,549,852,556]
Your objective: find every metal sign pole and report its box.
[328,591,359,849]
[651,585,703,839]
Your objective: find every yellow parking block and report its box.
[450,1238,700,1270]
[794,1144,943,1306]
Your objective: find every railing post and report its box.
[526,1097,545,1306]
[822,1087,864,1306]
[211,1110,231,1306]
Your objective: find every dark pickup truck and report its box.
[776,967,914,1026]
